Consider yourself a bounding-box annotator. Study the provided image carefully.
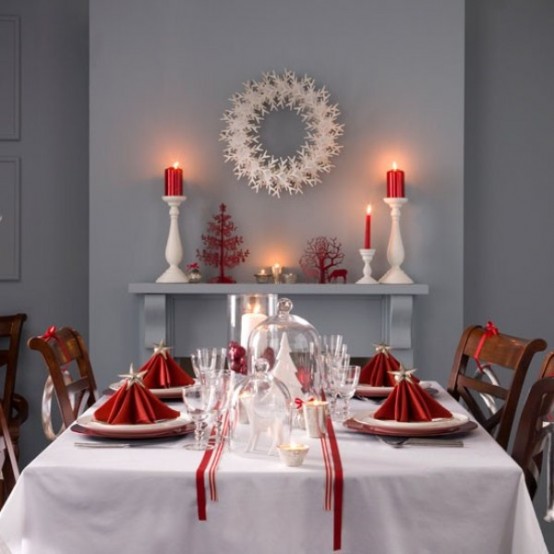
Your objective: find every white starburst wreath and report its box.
[220,70,344,197]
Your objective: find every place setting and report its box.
[345,365,477,446]
[108,340,195,400]
[355,343,439,399]
[72,363,194,444]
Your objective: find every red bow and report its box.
[294,397,315,410]
[40,325,58,341]
[474,321,499,372]
[41,325,72,362]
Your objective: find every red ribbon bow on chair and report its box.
[474,321,499,372]
[40,326,72,362]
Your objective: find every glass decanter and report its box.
[229,358,292,456]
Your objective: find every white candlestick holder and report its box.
[379,197,413,284]
[156,195,189,283]
[356,248,377,284]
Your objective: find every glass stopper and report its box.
[253,358,270,374]
[277,297,293,315]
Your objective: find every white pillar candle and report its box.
[240,312,267,348]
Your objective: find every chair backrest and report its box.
[0,313,27,421]
[512,352,554,498]
[28,327,98,437]
[447,324,547,450]
[0,402,19,507]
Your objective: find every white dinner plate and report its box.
[109,381,194,399]
[356,381,436,398]
[73,414,193,439]
[353,410,469,434]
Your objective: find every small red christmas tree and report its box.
[299,236,345,284]
[197,203,249,283]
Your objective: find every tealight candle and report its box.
[302,400,328,438]
[254,268,270,284]
[277,443,310,467]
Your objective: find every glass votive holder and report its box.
[302,400,328,438]
[277,443,310,467]
[228,293,278,348]
[254,269,271,284]
[283,272,297,284]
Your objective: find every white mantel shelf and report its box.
[129,282,429,366]
[129,283,429,295]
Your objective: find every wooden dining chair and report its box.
[447,324,547,450]
[28,327,98,439]
[0,402,20,508]
[511,352,554,499]
[0,313,28,458]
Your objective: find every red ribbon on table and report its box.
[40,326,72,362]
[208,413,230,502]
[319,391,344,551]
[474,321,499,372]
[195,426,217,521]
[196,418,230,520]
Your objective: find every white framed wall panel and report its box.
[0,156,20,279]
[0,15,20,140]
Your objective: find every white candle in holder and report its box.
[302,400,328,438]
[240,308,267,348]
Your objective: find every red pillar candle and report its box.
[386,162,405,198]
[364,204,372,248]
[164,162,183,196]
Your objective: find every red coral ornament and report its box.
[299,236,346,284]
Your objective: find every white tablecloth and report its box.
[0,386,547,554]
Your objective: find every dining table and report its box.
[0,383,547,554]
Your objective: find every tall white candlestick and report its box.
[156,195,188,283]
[379,197,413,284]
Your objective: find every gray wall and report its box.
[2,0,553,547]
[0,0,89,465]
[465,0,554,546]
[90,0,465,389]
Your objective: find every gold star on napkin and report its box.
[373,343,392,357]
[389,364,417,384]
[152,340,172,359]
[118,363,147,389]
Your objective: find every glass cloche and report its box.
[229,358,292,456]
[246,297,323,400]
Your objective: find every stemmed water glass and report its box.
[182,383,219,450]
[321,338,349,416]
[205,369,234,444]
[191,347,227,384]
[322,335,344,360]
[332,364,361,422]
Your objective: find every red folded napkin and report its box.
[139,342,194,389]
[359,344,420,387]
[373,369,452,422]
[359,351,400,386]
[94,379,180,424]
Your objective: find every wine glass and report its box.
[321,335,344,359]
[205,369,234,444]
[191,347,227,384]
[332,364,361,422]
[322,347,350,417]
[182,383,218,450]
